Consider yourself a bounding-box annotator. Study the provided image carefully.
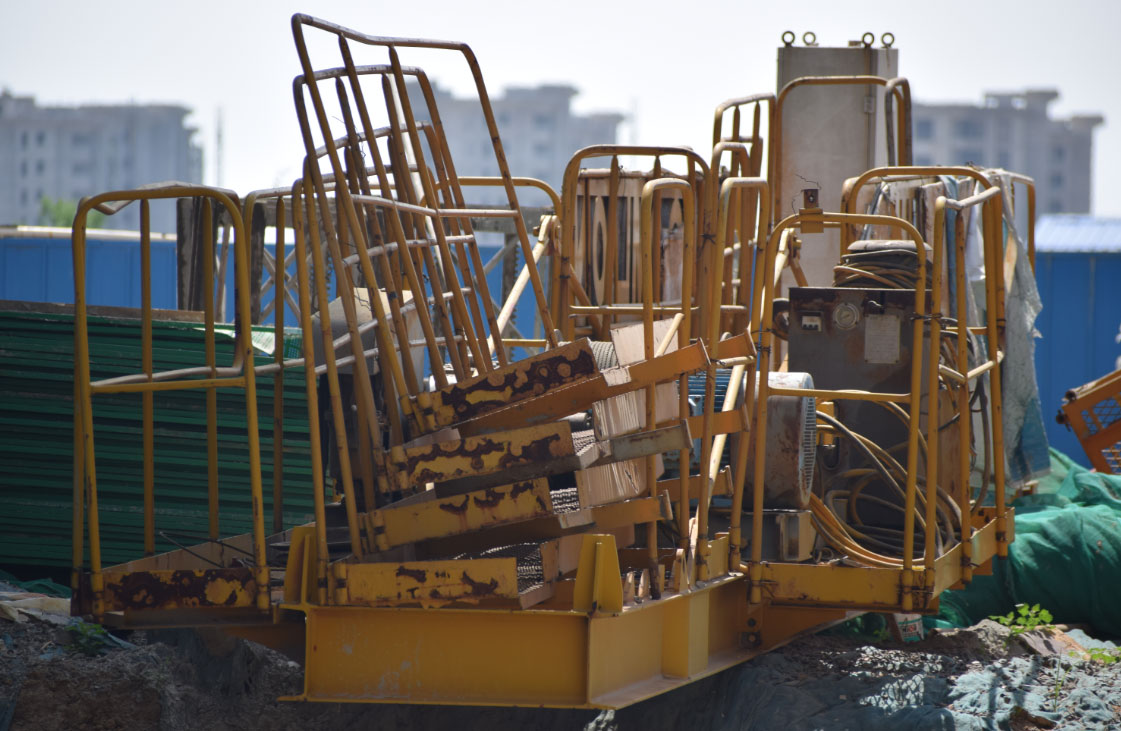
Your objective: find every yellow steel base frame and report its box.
[273,508,1013,709]
[280,574,846,709]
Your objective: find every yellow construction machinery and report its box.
[69,17,1037,708]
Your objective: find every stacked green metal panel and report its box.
[0,308,317,568]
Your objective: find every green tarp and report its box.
[936,449,1121,636]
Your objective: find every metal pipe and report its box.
[140,200,154,555]
[303,174,366,559]
[292,181,331,603]
[203,199,220,541]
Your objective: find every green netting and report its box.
[935,449,1121,636]
[0,309,317,569]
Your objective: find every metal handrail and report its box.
[72,184,268,615]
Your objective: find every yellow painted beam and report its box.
[399,421,573,490]
[369,480,553,550]
[99,567,258,612]
[296,605,589,706]
[457,341,709,434]
[656,469,732,502]
[428,339,599,428]
[342,558,520,607]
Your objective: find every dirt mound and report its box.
[3,615,1120,730]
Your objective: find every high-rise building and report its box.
[0,91,203,232]
[911,90,1103,214]
[410,82,623,206]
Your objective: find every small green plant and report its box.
[67,621,110,657]
[1079,646,1121,664]
[1085,650,1121,663]
[1051,661,1071,711]
[990,603,1054,639]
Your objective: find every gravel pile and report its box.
[2,611,1119,730]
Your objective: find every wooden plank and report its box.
[576,459,644,509]
[176,197,217,312]
[594,318,681,439]
[247,200,266,324]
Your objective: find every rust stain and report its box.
[460,571,499,596]
[441,347,596,420]
[408,431,564,483]
[103,568,255,611]
[496,433,564,470]
[407,436,507,482]
[395,565,428,583]
[437,496,470,516]
[472,488,504,510]
[509,481,534,499]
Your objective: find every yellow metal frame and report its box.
[66,14,1029,712]
[748,193,1011,609]
[556,146,711,342]
[1060,368,1121,474]
[72,184,269,615]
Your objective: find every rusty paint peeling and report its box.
[407,430,565,484]
[472,488,504,510]
[460,571,499,596]
[395,565,428,583]
[102,568,256,611]
[436,344,596,423]
[509,481,534,499]
[437,496,470,516]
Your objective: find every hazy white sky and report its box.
[4,0,1119,214]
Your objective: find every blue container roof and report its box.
[1036,215,1121,253]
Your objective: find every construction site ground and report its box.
[3,593,1120,731]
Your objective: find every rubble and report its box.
[3,604,1119,730]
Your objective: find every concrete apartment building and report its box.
[411,82,623,206]
[912,90,1103,214]
[0,91,203,232]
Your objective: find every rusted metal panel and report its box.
[342,558,520,606]
[457,342,710,435]
[369,479,553,550]
[99,567,257,612]
[398,421,575,490]
[428,340,599,428]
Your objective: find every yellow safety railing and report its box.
[557,145,712,342]
[934,185,1007,581]
[433,175,562,353]
[840,165,1034,562]
[72,185,268,615]
[240,188,295,534]
[748,199,1007,609]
